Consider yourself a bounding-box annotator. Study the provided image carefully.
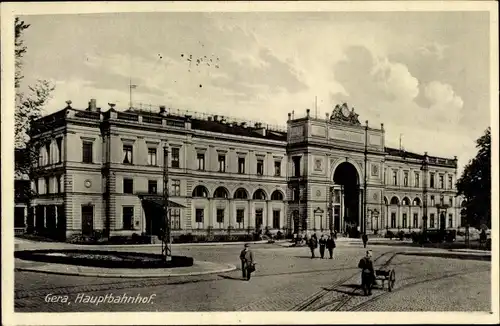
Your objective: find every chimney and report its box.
[240,122,247,128]
[207,116,213,121]
[214,115,219,122]
[89,99,97,112]
[159,105,167,116]
[306,108,310,118]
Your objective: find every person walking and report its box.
[362,233,368,248]
[326,234,336,259]
[239,243,255,280]
[309,234,318,258]
[319,235,327,259]
[358,250,375,296]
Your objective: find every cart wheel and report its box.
[388,269,395,292]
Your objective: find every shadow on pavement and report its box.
[218,275,245,281]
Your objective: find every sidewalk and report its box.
[15,259,236,278]
[14,238,278,251]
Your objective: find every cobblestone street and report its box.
[15,243,491,312]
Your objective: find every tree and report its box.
[15,17,55,151]
[15,18,55,233]
[456,127,491,228]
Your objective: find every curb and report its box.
[15,262,237,278]
[399,251,491,262]
[15,240,281,250]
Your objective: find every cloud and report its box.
[418,42,448,60]
[333,46,419,105]
[424,81,464,110]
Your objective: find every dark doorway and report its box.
[333,162,360,237]
[141,200,165,237]
[27,207,35,233]
[292,211,299,234]
[15,207,25,228]
[81,205,94,236]
[57,205,66,240]
[46,205,56,234]
[35,205,45,232]
[440,212,446,231]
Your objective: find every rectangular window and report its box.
[255,209,263,228]
[171,180,181,197]
[430,213,435,228]
[122,206,134,230]
[45,177,50,194]
[236,209,245,229]
[35,179,39,194]
[123,178,134,194]
[147,148,157,166]
[274,161,281,176]
[45,143,51,165]
[439,175,444,189]
[293,187,301,202]
[195,208,204,226]
[430,173,435,188]
[82,142,93,163]
[257,159,264,175]
[273,210,280,229]
[148,180,157,194]
[197,153,205,171]
[449,197,453,207]
[216,209,224,228]
[171,148,180,168]
[293,156,301,177]
[123,145,133,164]
[448,214,453,228]
[333,190,341,204]
[56,175,62,193]
[238,157,245,174]
[414,172,420,187]
[448,175,453,189]
[391,212,396,228]
[171,208,181,230]
[403,171,409,187]
[402,213,407,228]
[56,138,62,163]
[392,170,398,186]
[218,154,226,172]
[430,196,435,206]
[413,213,418,228]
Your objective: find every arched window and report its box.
[271,190,284,201]
[253,189,267,200]
[214,187,229,199]
[384,197,389,205]
[402,197,410,206]
[413,197,421,206]
[390,196,399,205]
[234,188,249,200]
[192,185,209,198]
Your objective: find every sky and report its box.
[18,11,492,174]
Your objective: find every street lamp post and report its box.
[162,146,172,262]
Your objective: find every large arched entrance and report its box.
[333,162,360,237]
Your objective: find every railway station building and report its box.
[22,99,462,240]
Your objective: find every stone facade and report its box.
[26,101,461,240]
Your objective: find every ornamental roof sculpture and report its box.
[330,103,361,125]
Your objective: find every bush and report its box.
[385,230,395,239]
[275,231,284,240]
